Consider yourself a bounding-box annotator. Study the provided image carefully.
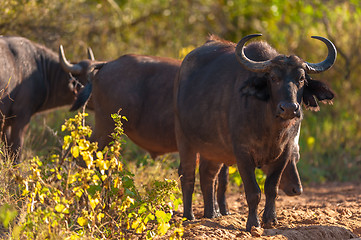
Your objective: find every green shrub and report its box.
[14,112,183,239]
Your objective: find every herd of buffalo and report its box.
[0,33,336,231]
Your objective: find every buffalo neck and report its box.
[36,51,73,112]
[236,94,302,167]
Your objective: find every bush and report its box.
[4,112,183,239]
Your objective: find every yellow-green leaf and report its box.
[71,145,79,158]
[131,218,141,229]
[96,151,103,160]
[89,197,99,210]
[63,135,72,149]
[73,186,84,198]
[97,213,104,222]
[77,217,88,227]
[55,204,65,213]
[156,210,171,223]
[157,222,170,235]
[78,139,89,150]
[228,166,237,174]
[136,222,146,233]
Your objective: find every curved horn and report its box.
[304,36,337,74]
[59,45,83,74]
[235,34,272,73]
[87,47,95,61]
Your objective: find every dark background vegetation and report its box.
[1,0,361,183]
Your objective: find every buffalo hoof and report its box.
[262,218,278,229]
[220,207,230,216]
[203,210,221,219]
[221,210,230,216]
[262,209,278,229]
[183,213,195,221]
[246,215,260,232]
[217,202,230,216]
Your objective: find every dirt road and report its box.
[181,182,361,240]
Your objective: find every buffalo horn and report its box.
[87,47,95,61]
[235,34,272,73]
[304,36,337,74]
[59,45,83,74]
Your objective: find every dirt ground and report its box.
[180,182,361,240]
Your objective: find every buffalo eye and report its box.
[295,77,306,88]
[297,69,307,86]
[297,70,307,86]
[298,76,305,85]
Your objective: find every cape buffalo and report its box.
[63,45,305,217]
[64,51,235,215]
[0,36,95,161]
[174,34,336,231]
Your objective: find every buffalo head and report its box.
[236,34,336,120]
[59,45,101,95]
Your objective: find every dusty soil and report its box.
[181,182,361,240]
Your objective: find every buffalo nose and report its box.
[292,185,303,195]
[277,102,300,119]
[284,185,303,196]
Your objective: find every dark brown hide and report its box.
[174,35,336,231]
[78,54,181,155]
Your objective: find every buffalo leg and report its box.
[216,164,230,215]
[278,155,303,196]
[91,112,115,150]
[235,151,261,231]
[9,116,30,163]
[176,119,198,221]
[262,155,289,228]
[177,139,197,220]
[199,157,222,218]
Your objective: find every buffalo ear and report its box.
[240,74,269,101]
[303,78,335,111]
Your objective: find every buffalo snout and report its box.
[284,184,303,196]
[277,102,300,119]
[292,185,303,195]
